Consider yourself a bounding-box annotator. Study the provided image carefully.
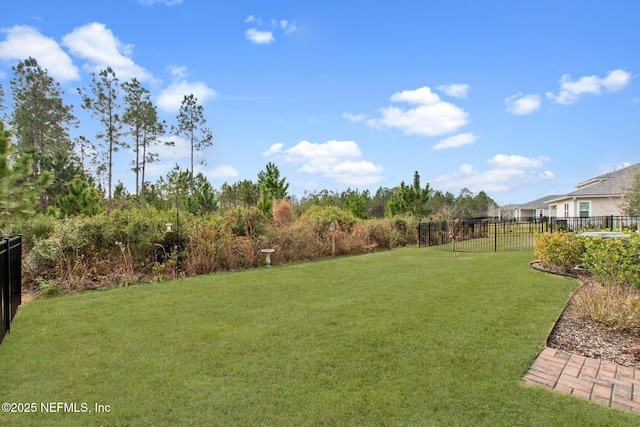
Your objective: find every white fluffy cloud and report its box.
[505,93,541,115]
[280,20,298,34]
[546,69,631,105]
[365,86,469,136]
[62,22,154,82]
[156,79,217,113]
[245,15,298,45]
[342,112,368,122]
[434,155,554,193]
[205,165,239,180]
[0,25,80,82]
[155,135,192,159]
[283,140,384,186]
[432,133,477,150]
[246,29,275,44]
[262,143,285,157]
[437,83,470,98]
[487,154,549,169]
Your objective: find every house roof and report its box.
[503,163,640,209]
[546,162,640,203]
[514,195,564,209]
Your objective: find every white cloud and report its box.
[155,135,191,158]
[204,165,239,180]
[487,154,549,168]
[505,93,541,115]
[546,69,632,105]
[168,64,188,79]
[0,25,80,82]
[342,112,368,122]
[437,83,470,98]
[263,143,284,157]
[62,22,154,82]
[246,28,275,45]
[434,155,554,193]
[280,20,298,34]
[432,133,477,150]
[366,86,469,136]
[283,140,384,186]
[156,80,217,113]
[390,86,441,104]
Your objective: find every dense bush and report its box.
[21,206,419,295]
[535,231,640,331]
[579,234,640,288]
[533,232,585,272]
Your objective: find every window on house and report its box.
[579,201,590,218]
[564,203,569,218]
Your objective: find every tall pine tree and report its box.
[10,57,80,208]
[173,94,213,195]
[79,67,125,202]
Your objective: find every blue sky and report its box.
[0,0,638,205]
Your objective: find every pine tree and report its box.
[621,168,640,216]
[122,78,167,196]
[9,57,80,207]
[173,94,213,195]
[0,120,52,225]
[79,67,125,202]
[257,162,289,200]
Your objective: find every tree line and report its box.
[0,56,530,230]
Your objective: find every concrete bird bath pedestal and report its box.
[261,248,275,267]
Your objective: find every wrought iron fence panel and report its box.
[418,216,640,253]
[1,235,22,345]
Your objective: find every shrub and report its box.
[579,234,640,288]
[302,205,358,230]
[368,220,394,250]
[573,282,640,331]
[534,232,585,271]
[273,199,293,228]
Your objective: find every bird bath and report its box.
[261,248,275,267]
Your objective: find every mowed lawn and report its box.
[1,248,638,426]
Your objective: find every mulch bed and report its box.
[532,262,640,369]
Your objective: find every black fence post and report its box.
[1,237,9,343]
[1,235,22,345]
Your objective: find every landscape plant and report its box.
[533,231,585,272]
[534,231,640,332]
[579,233,640,287]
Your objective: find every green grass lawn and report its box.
[1,247,638,426]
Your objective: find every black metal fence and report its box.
[419,216,640,253]
[1,235,22,345]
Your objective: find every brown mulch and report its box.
[532,262,640,369]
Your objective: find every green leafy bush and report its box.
[22,203,424,294]
[579,234,640,288]
[302,205,358,230]
[534,232,585,271]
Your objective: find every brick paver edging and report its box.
[524,347,640,413]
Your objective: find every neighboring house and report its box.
[512,195,564,220]
[509,163,640,219]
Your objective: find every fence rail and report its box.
[1,235,22,345]
[418,216,640,252]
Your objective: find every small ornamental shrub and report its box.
[579,234,640,288]
[534,232,585,271]
[573,282,640,331]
